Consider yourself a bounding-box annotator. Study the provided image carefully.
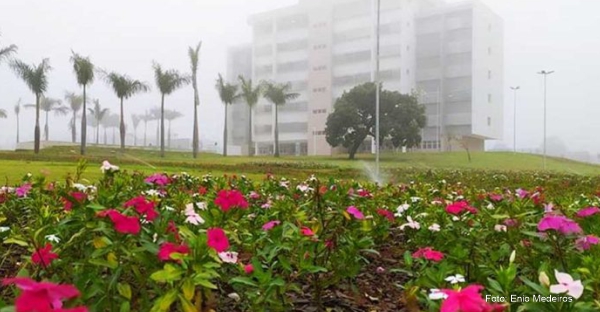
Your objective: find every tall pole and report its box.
[437,86,441,152]
[538,70,554,170]
[375,0,381,181]
[510,86,520,153]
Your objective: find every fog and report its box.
[0,0,599,160]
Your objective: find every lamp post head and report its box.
[510,86,520,90]
[538,70,555,75]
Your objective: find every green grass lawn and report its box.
[0,146,598,183]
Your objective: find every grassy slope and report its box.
[0,146,598,183]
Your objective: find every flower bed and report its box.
[0,161,599,311]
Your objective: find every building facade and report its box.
[227,0,503,155]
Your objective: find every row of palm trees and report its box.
[215,76,299,157]
[1,35,202,158]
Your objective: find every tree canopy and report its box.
[325,82,426,159]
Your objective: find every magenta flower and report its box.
[576,207,600,218]
[98,209,141,235]
[575,235,599,251]
[262,220,281,231]
[32,243,59,266]
[244,263,254,274]
[489,193,503,202]
[445,201,477,215]
[516,188,529,199]
[2,277,88,312]
[440,284,505,312]
[346,206,365,219]
[207,228,230,252]
[214,190,249,212]
[538,215,582,235]
[300,226,315,236]
[158,242,190,262]
[15,183,32,198]
[503,219,519,228]
[412,247,444,262]
[144,173,169,186]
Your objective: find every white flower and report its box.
[549,270,584,299]
[452,216,460,221]
[100,160,119,173]
[152,233,158,243]
[395,203,410,217]
[247,213,257,220]
[296,184,310,192]
[227,292,241,302]
[410,197,421,203]
[445,274,465,284]
[428,289,448,300]
[45,234,60,243]
[431,200,443,205]
[164,206,176,212]
[144,189,162,197]
[218,251,239,264]
[72,183,87,191]
[428,224,441,232]
[415,213,428,218]
[185,214,205,225]
[0,186,14,194]
[279,181,289,189]
[400,216,420,230]
[0,226,10,233]
[494,224,507,232]
[486,203,495,210]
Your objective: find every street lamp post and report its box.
[510,86,520,153]
[537,70,554,170]
[374,0,381,181]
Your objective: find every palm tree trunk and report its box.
[192,80,199,158]
[223,103,228,156]
[144,120,147,147]
[112,127,116,145]
[134,127,137,146]
[16,113,19,144]
[44,110,49,141]
[119,97,125,150]
[274,104,279,157]
[104,127,107,144]
[34,94,40,154]
[160,93,165,158]
[168,120,172,149]
[72,111,76,143]
[96,121,99,145]
[155,119,159,148]
[81,85,87,154]
[248,107,253,156]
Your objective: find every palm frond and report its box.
[153,62,190,95]
[64,91,84,112]
[164,109,183,121]
[215,73,240,105]
[239,75,261,107]
[70,51,95,86]
[13,98,21,115]
[0,44,17,63]
[0,109,7,118]
[103,71,150,99]
[10,58,51,95]
[188,42,202,76]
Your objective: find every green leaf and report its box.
[487,278,503,294]
[151,289,178,312]
[117,283,132,300]
[178,295,197,312]
[3,238,29,247]
[303,265,328,274]
[194,278,217,290]
[519,277,549,296]
[229,277,258,287]
[0,306,16,312]
[119,301,130,312]
[88,258,118,270]
[150,264,184,283]
[181,279,195,301]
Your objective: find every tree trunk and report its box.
[34,94,40,154]
[168,120,172,149]
[112,127,116,145]
[81,85,87,154]
[160,94,165,157]
[44,110,49,141]
[119,97,125,150]
[134,127,137,146]
[223,103,228,156]
[72,111,77,143]
[16,113,19,144]
[192,79,199,158]
[96,122,99,145]
[104,127,107,145]
[155,119,159,148]
[248,106,253,156]
[274,104,279,157]
[144,120,147,147]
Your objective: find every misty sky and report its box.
[0,0,599,156]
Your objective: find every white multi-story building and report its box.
[227,0,503,156]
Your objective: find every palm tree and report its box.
[150,107,161,147]
[102,113,120,145]
[14,99,21,144]
[25,96,68,141]
[131,114,142,146]
[152,62,190,157]
[215,74,239,157]
[88,99,109,144]
[0,36,17,65]
[238,76,262,156]
[10,58,52,153]
[261,81,300,157]
[188,42,202,158]
[142,110,151,147]
[64,92,83,143]
[103,72,150,150]
[70,52,95,155]
[164,109,183,149]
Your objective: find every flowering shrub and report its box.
[0,161,599,311]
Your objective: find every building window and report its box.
[312,109,327,114]
[313,87,327,93]
[312,130,326,135]
[488,70,492,79]
[487,117,491,126]
[488,94,492,103]
[313,22,327,28]
[313,44,327,50]
[313,65,327,71]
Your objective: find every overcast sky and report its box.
[1,0,599,156]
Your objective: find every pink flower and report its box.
[357,189,372,198]
[218,251,239,264]
[376,209,394,222]
[503,219,519,228]
[300,226,315,236]
[538,215,582,235]
[445,201,477,215]
[214,190,249,212]
[100,160,119,173]
[244,264,254,274]
[32,243,58,266]
[2,277,88,312]
[440,284,505,312]
[489,193,503,202]
[412,247,444,262]
[516,188,529,199]
[207,228,229,252]
[262,220,281,231]
[144,173,169,186]
[549,270,584,299]
[543,203,554,213]
[124,196,159,221]
[98,209,141,235]
[346,206,364,220]
[576,207,600,218]
[15,183,32,197]
[62,192,87,211]
[376,267,385,274]
[158,242,190,262]
[249,191,260,199]
[575,235,600,251]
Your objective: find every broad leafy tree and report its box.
[238,75,261,156]
[10,58,52,153]
[215,74,239,157]
[70,52,95,155]
[103,72,150,150]
[325,82,425,159]
[153,63,190,157]
[64,92,84,143]
[261,81,299,157]
[25,96,68,141]
[88,99,109,144]
[188,42,202,158]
